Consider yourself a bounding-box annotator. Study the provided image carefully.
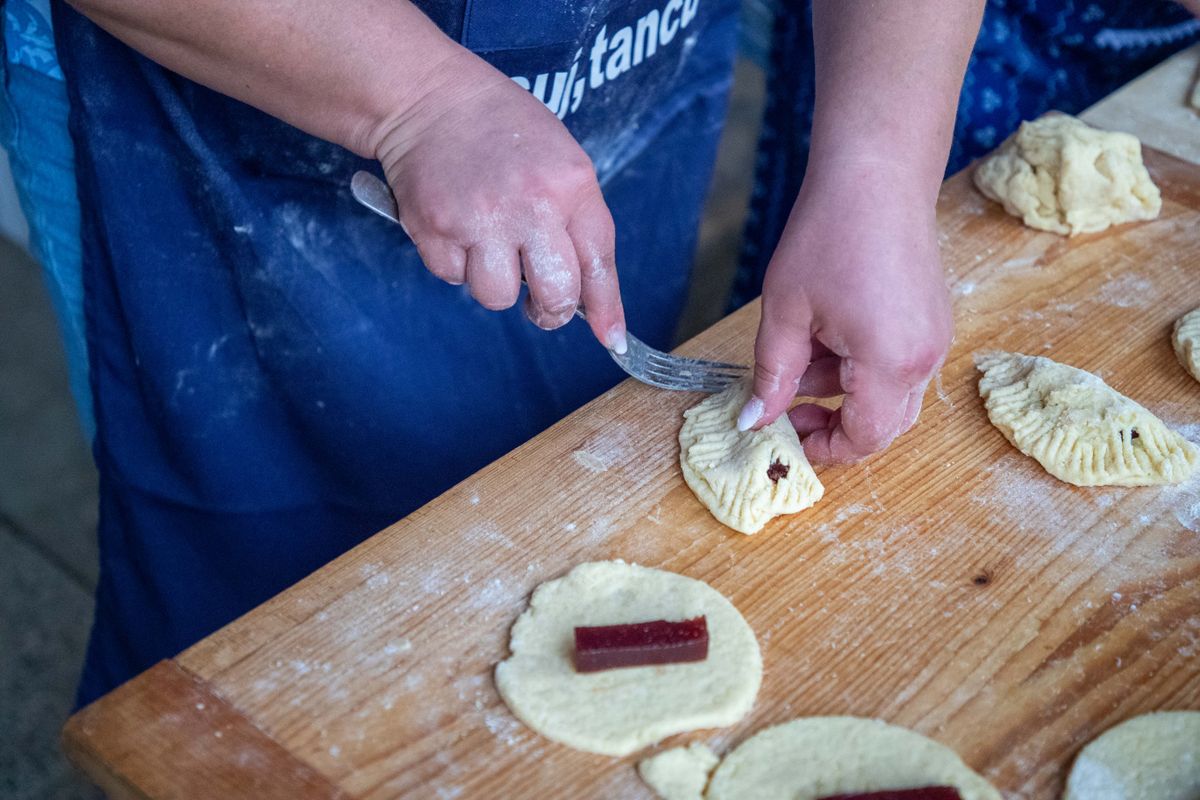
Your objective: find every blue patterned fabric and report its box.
[4,0,62,79]
[734,0,1200,307]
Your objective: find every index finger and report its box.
[568,192,626,353]
[802,360,913,464]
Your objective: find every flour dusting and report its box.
[1097,272,1155,308]
[571,424,633,473]
[572,449,609,473]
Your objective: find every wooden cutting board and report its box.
[64,150,1200,800]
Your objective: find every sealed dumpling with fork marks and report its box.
[1173,307,1200,383]
[679,379,823,534]
[976,351,1197,486]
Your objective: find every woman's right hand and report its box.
[68,0,626,348]
[370,50,627,351]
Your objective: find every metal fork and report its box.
[350,171,748,392]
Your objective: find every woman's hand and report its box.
[371,51,627,350]
[739,160,953,464]
[70,0,628,349]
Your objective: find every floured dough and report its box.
[679,379,823,534]
[1173,307,1200,383]
[494,561,761,756]
[705,717,1001,800]
[973,114,1161,236]
[639,743,719,800]
[1064,711,1200,800]
[976,351,1198,486]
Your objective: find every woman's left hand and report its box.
[740,159,953,464]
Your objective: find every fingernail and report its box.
[737,396,764,432]
[607,326,628,355]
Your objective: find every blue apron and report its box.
[55,0,740,705]
[734,0,1200,306]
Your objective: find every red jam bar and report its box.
[819,789,963,800]
[573,616,709,672]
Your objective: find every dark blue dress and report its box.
[55,0,742,705]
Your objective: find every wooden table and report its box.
[1081,43,1200,165]
[64,59,1200,800]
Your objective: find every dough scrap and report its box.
[705,717,1001,800]
[973,114,1161,236]
[976,351,1198,486]
[639,743,719,800]
[679,379,823,534]
[1064,711,1200,800]
[494,561,761,756]
[1173,307,1200,383]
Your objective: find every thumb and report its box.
[739,304,813,431]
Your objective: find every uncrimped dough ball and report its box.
[494,561,761,757]
[1064,711,1200,800]
[705,717,1001,800]
[1173,307,1200,383]
[974,114,1161,236]
[679,379,823,534]
[975,351,1197,487]
[638,742,719,800]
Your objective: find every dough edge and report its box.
[1064,711,1200,800]
[1173,308,1200,384]
[705,716,1002,800]
[638,742,720,800]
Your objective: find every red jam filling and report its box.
[573,616,709,673]
[819,788,963,800]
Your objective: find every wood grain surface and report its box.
[65,150,1200,799]
[62,661,350,800]
[1082,44,1200,166]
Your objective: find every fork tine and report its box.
[606,328,750,392]
[640,363,734,385]
[641,361,747,381]
[626,333,745,370]
[643,351,748,372]
[624,366,709,391]
[638,365,742,393]
[640,361,745,385]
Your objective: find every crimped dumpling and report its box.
[679,379,823,534]
[976,351,1197,487]
[1173,308,1200,384]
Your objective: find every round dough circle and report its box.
[494,561,761,756]
[1064,711,1200,800]
[705,717,1001,800]
[1173,308,1200,384]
